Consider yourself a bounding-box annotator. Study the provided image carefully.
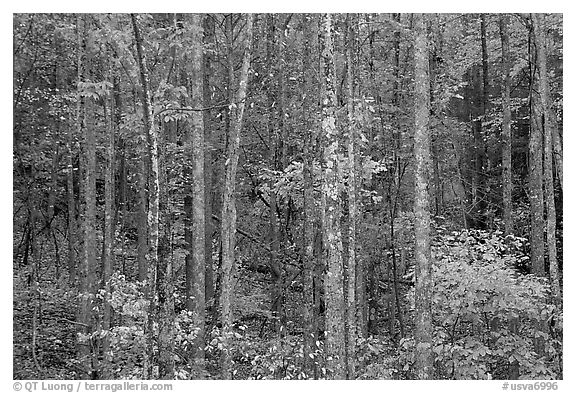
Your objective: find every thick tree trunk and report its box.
[131,13,162,379]
[187,13,206,372]
[533,13,560,297]
[219,13,254,379]
[320,13,346,380]
[499,15,513,236]
[413,13,434,380]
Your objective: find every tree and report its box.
[345,13,357,379]
[131,13,163,378]
[499,15,513,236]
[78,14,99,378]
[320,13,346,380]
[187,13,206,371]
[413,12,433,380]
[265,14,283,333]
[301,13,317,378]
[532,13,559,297]
[203,14,216,307]
[101,56,116,379]
[528,21,545,277]
[219,13,254,379]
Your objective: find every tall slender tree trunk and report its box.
[137,161,148,282]
[48,36,61,277]
[157,131,175,380]
[187,13,206,373]
[301,13,318,378]
[77,15,99,378]
[355,15,368,340]
[219,13,254,379]
[136,71,148,283]
[203,14,215,307]
[131,13,161,379]
[499,15,513,236]
[413,13,434,380]
[28,175,43,377]
[344,13,357,379]
[533,13,560,297]
[101,61,116,379]
[67,15,82,288]
[66,128,77,286]
[528,25,545,277]
[265,14,283,333]
[500,15,519,379]
[73,15,88,377]
[320,13,346,380]
[156,17,177,378]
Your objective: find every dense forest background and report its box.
[13,13,563,380]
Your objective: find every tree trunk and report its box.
[157,125,175,380]
[100,59,116,379]
[67,15,81,288]
[413,13,434,380]
[528,25,545,277]
[533,13,560,297]
[301,13,318,378]
[320,13,346,380]
[344,13,357,380]
[203,13,215,307]
[219,13,254,379]
[74,15,88,378]
[28,177,44,377]
[131,13,162,379]
[188,13,206,373]
[499,15,513,237]
[137,161,148,282]
[265,14,285,334]
[78,15,99,378]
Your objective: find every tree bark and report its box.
[131,13,162,379]
[345,13,357,379]
[187,13,206,372]
[301,13,318,378]
[320,13,346,380]
[101,62,116,379]
[203,13,215,307]
[533,13,560,297]
[219,13,254,379]
[499,15,513,236]
[77,14,99,379]
[528,25,545,277]
[265,14,283,333]
[413,13,434,380]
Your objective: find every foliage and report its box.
[12,12,563,381]
[399,228,562,379]
[356,336,396,379]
